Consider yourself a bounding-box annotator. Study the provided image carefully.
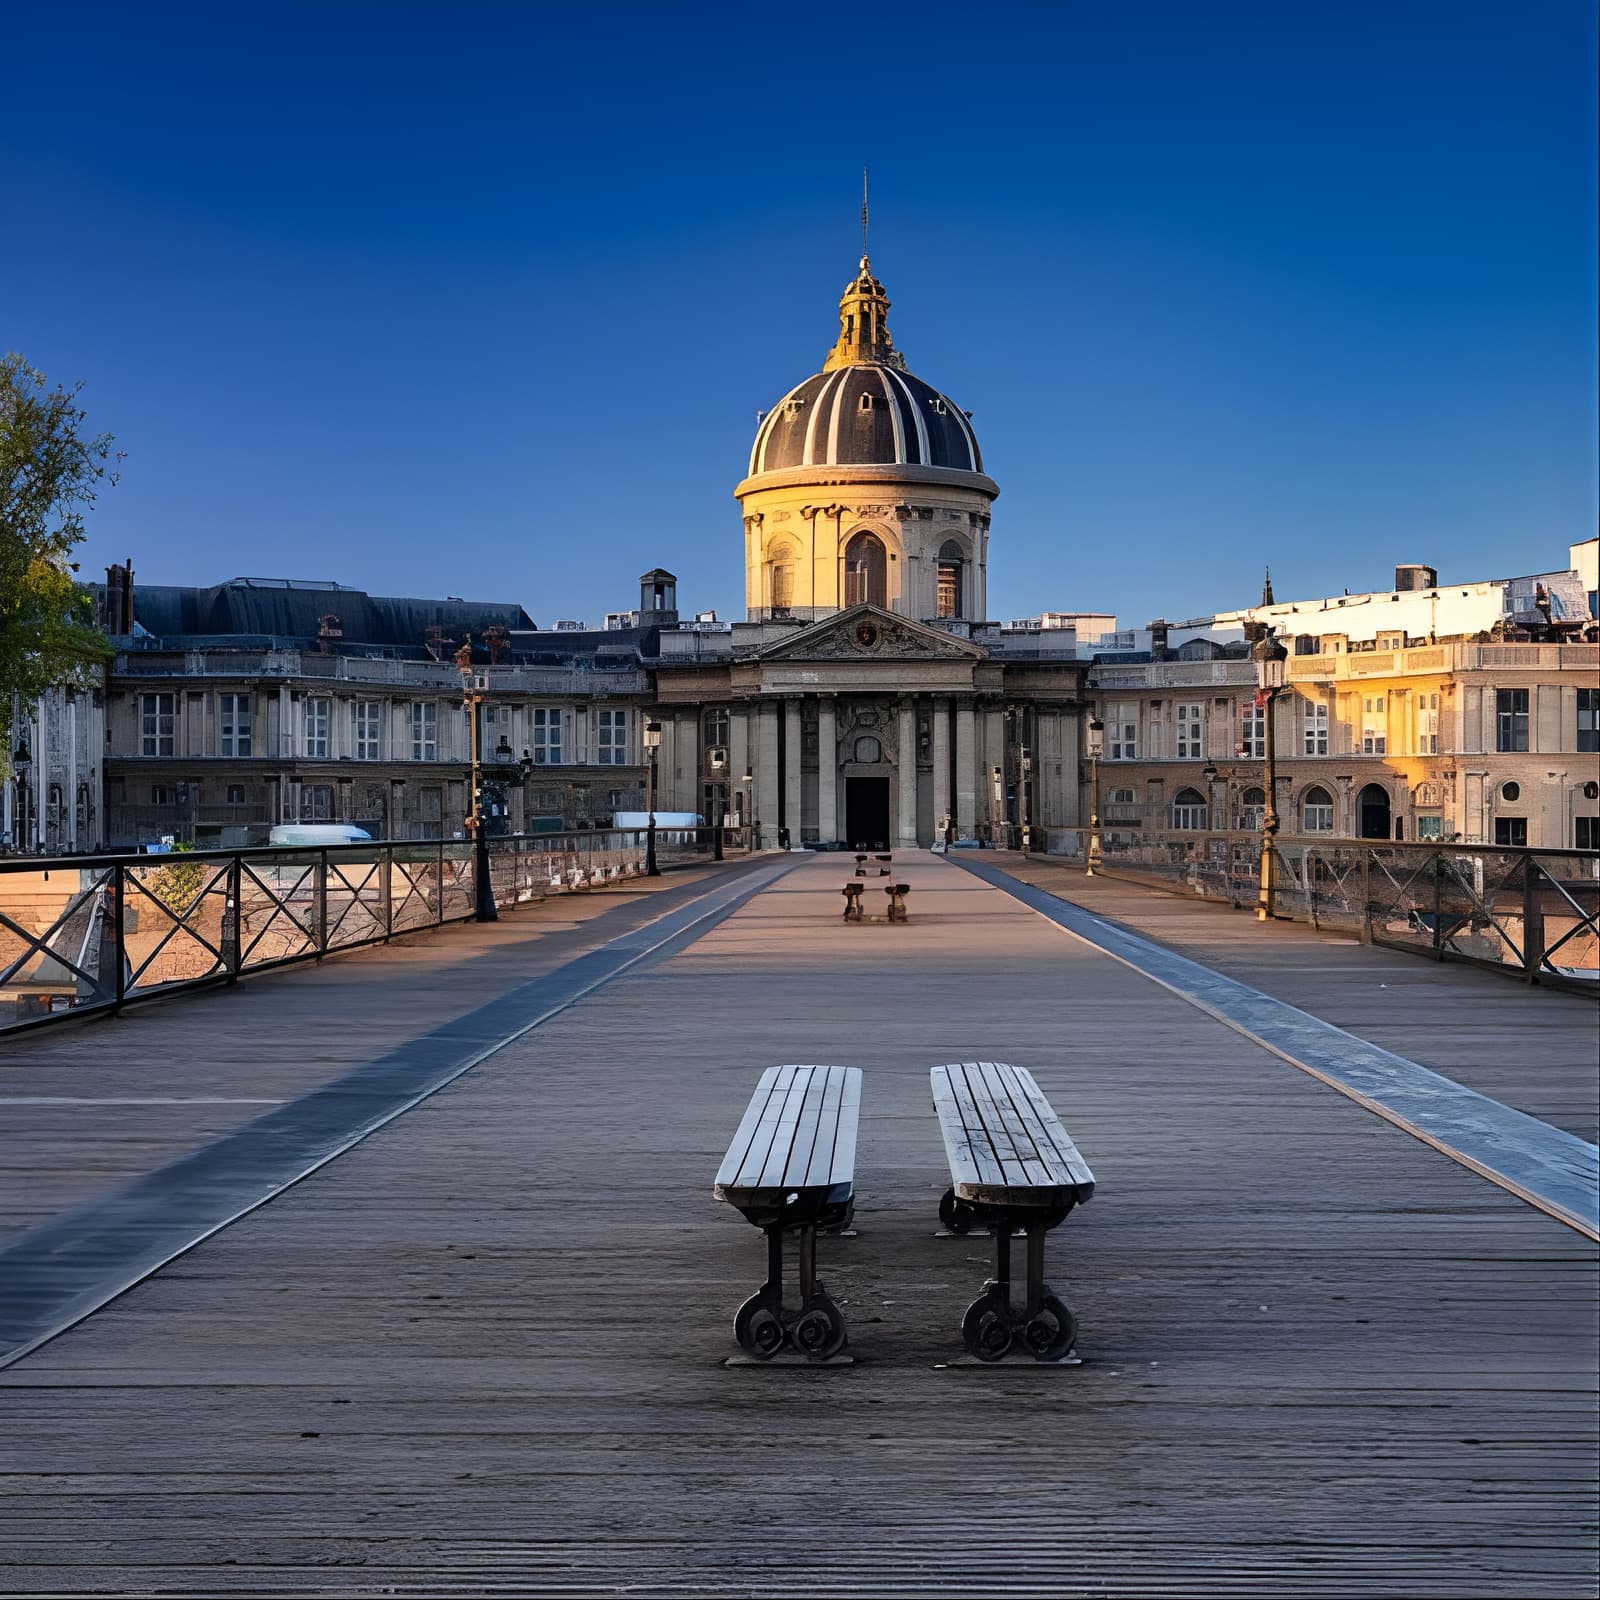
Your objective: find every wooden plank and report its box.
[826,1065,861,1186]
[778,1065,830,1189]
[994,1061,1096,1195]
[964,1061,1052,1186]
[1003,1064,1096,1194]
[930,1063,1005,1188]
[712,1064,787,1191]
[798,1066,846,1189]
[754,1065,816,1190]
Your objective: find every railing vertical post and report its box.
[113,864,128,1009]
[380,845,393,940]
[1431,850,1444,960]
[1522,856,1543,985]
[226,855,242,979]
[316,848,329,956]
[436,841,445,925]
[1360,847,1373,944]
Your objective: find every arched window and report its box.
[1172,787,1208,829]
[936,539,964,620]
[844,531,887,608]
[1240,785,1265,831]
[1302,786,1335,833]
[768,541,796,614]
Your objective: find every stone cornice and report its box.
[733,463,1000,502]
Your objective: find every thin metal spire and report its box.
[861,167,869,260]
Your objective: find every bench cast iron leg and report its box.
[959,1217,1079,1363]
[733,1223,849,1362]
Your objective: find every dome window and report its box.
[930,397,949,416]
[783,399,804,421]
[844,532,887,609]
[858,393,875,412]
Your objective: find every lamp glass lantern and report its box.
[1086,718,1104,760]
[1252,634,1289,692]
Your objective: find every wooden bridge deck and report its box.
[1,851,1594,1597]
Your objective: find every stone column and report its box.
[783,699,803,847]
[756,701,780,849]
[983,706,1005,841]
[955,699,977,838]
[896,696,918,848]
[729,706,750,829]
[931,696,951,841]
[817,696,838,844]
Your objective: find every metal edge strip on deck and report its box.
[0,856,798,1370]
[949,855,1600,1241]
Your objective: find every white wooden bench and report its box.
[930,1061,1095,1362]
[714,1064,860,1361]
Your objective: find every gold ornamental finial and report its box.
[823,174,906,372]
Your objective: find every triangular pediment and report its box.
[756,604,988,663]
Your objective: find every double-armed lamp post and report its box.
[1250,630,1290,922]
[1085,716,1104,875]
[455,639,498,923]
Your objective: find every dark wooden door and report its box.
[845,777,890,850]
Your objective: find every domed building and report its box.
[735,257,998,624]
[648,249,1085,852]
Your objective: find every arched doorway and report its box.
[844,531,887,608]
[1357,783,1391,840]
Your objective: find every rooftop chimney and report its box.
[1395,563,1437,592]
[102,560,135,633]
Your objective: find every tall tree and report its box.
[1,352,119,769]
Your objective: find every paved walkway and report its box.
[1,851,1595,1597]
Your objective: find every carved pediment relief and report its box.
[758,604,988,663]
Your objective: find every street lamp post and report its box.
[1251,630,1290,922]
[1085,717,1104,875]
[644,720,662,876]
[742,766,754,853]
[9,737,33,854]
[709,747,726,862]
[456,639,497,923]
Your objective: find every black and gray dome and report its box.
[749,363,982,477]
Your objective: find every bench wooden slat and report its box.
[962,1061,1053,1187]
[798,1065,846,1190]
[930,1065,1005,1188]
[717,1065,861,1201]
[714,1063,794,1191]
[769,1065,830,1190]
[1002,1062,1095,1191]
[930,1061,1095,1206]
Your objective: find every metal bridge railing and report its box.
[1036,828,1599,996]
[0,825,748,1035]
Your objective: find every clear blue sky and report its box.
[6,1,1595,630]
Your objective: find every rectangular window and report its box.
[1360,694,1387,755]
[597,708,629,765]
[1495,688,1528,752]
[1107,703,1137,761]
[140,693,175,757]
[218,693,251,757]
[353,701,382,761]
[1494,816,1527,847]
[226,783,246,805]
[1303,700,1328,757]
[303,696,330,758]
[530,707,563,764]
[301,783,333,820]
[1175,703,1204,759]
[410,702,437,761]
[1416,814,1443,839]
[150,783,171,807]
[1576,816,1599,851]
[1239,703,1265,759]
[1417,691,1439,755]
[1578,688,1600,754]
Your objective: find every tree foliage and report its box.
[1,351,119,762]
